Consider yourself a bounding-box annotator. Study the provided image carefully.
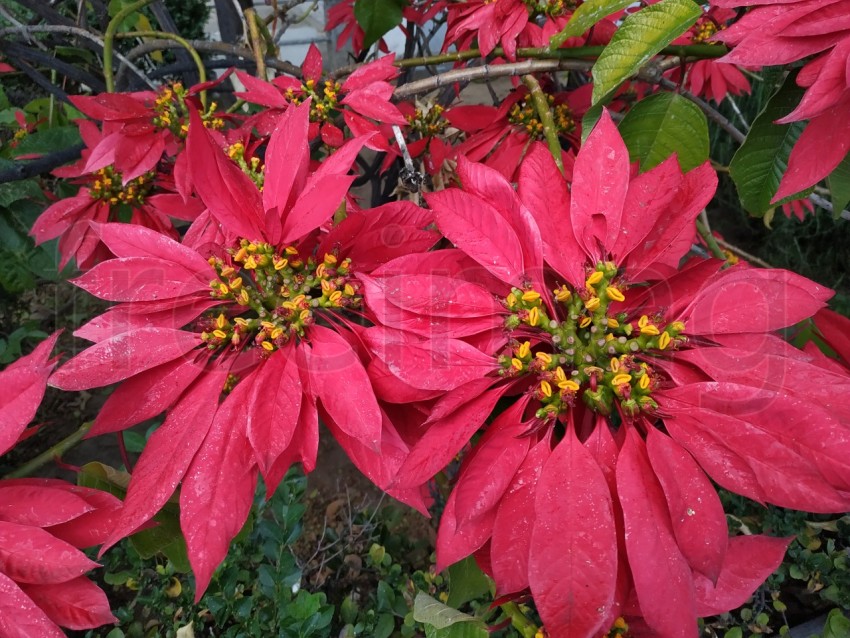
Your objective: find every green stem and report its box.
[103,0,157,92]
[4,422,92,479]
[395,44,727,68]
[696,216,726,261]
[522,74,564,175]
[244,7,267,80]
[116,30,207,107]
[501,602,539,638]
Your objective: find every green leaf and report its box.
[353,0,405,50]
[13,126,81,157]
[618,91,709,172]
[413,592,481,630]
[425,623,489,638]
[591,0,702,104]
[827,152,850,219]
[729,74,808,217]
[549,0,635,49]
[0,180,43,208]
[122,431,147,454]
[823,609,850,638]
[446,556,491,608]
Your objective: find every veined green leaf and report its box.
[827,152,850,219]
[618,91,709,172]
[353,0,405,49]
[413,592,481,630]
[549,0,635,50]
[591,0,702,104]
[729,75,808,217]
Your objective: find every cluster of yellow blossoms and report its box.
[284,78,341,123]
[152,83,224,138]
[89,166,153,206]
[508,93,575,140]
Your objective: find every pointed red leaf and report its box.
[490,436,551,596]
[694,535,791,616]
[101,370,227,551]
[570,110,628,261]
[180,378,258,599]
[0,332,59,456]
[72,256,210,302]
[308,325,380,450]
[645,427,728,583]
[90,355,206,436]
[302,43,324,81]
[425,187,526,286]
[682,267,831,335]
[234,71,288,108]
[21,577,116,630]
[0,485,93,527]
[247,347,302,477]
[93,222,214,276]
[279,174,354,244]
[0,521,99,584]
[616,428,696,637]
[0,571,65,637]
[50,328,200,391]
[529,428,617,638]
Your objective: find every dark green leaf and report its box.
[549,0,635,49]
[122,431,147,454]
[0,180,43,208]
[827,152,850,219]
[618,91,709,172]
[353,0,405,49]
[729,74,808,217]
[591,0,702,104]
[13,126,81,157]
[446,556,491,608]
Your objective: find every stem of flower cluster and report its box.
[116,30,208,106]
[393,44,727,69]
[103,0,157,92]
[501,602,539,638]
[696,213,727,261]
[3,421,92,479]
[522,74,564,175]
[244,7,268,80]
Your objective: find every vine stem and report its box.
[501,602,539,638]
[103,0,157,92]
[116,30,207,106]
[523,74,564,175]
[696,212,727,261]
[244,7,267,80]
[3,422,92,479]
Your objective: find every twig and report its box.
[0,143,85,184]
[104,0,158,92]
[0,25,154,89]
[244,7,267,80]
[696,213,727,260]
[394,59,594,99]
[714,236,774,268]
[522,74,564,175]
[3,422,92,479]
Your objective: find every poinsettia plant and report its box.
[2,0,850,635]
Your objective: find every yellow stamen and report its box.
[670,321,686,332]
[612,373,632,386]
[540,381,552,398]
[273,257,288,270]
[212,329,227,339]
[511,357,524,371]
[506,293,517,308]
[536,352,552,365]
[658,332,671,350]
[579,316,592,328]
[324,253,338,265]
[555,367,567,382]
[517,341,531,359]
[215,314,227,329]
[521,290,541,303]
[638,315,650,329]
[553,285,572,302]
[344,284,355,296]
[610,358,620,372]
[586,271,604,286]
[585,296,600,311]
[607,317,620,329]
[641,325,660,336]
[559,379,580,392]
[639,374,651,390]
[261,341,275,351]
[229,277,242,290]
[329,290,343,304]
[527,307,540,326]
[606,286,625,302]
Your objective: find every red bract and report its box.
[69,79,229,185]
[364,111,850,636]
[0,336,119,635]
[236,45,404,150]
[713,0,850,199]
[30,120,205,271]
[48,102,438,599]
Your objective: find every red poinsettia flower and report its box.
[30,119,205,271]
[713,0,850,200]
[0,334,120,635]
[69,77,230,187]
[48,102,438,598]
[446,83,587,180]
[236,44,405,151]
[665,8,750,103]
[362,112,850,636]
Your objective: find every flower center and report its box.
[692,19,720,44]
[202,241,361,354]
[285,78,341,123]
[89,166,153,206]
[406,103,448,137]
[498,263,686,419]
[508,94,575,140]
[227,142,265,189]
[152,83,224,138]
[523,0,576,17]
